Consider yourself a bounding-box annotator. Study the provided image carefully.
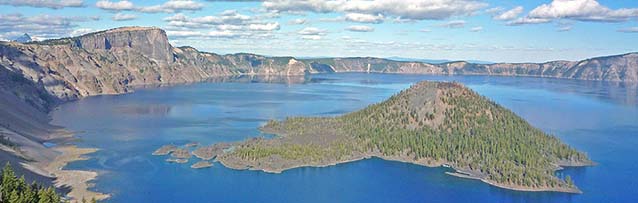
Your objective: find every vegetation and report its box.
[228,81,591,191]
[0,163,64,203]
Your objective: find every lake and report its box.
[51,73,638,202]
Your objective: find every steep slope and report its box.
[0,27,312,107]
[218,81,592,193]
[0,27,635,111]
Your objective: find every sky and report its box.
[0,0,637,63]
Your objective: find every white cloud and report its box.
[97,0,204,13]
[0,0,84,9]
[0,13,95,39]
[506,17,552,26]
[217,24,243,30]
[493,6,523,21]
[112,13,137,21]
[163,11,253,29]
[96,0,134,11]
[262,0,488,20]
[163,10,281,40]
[70,28,94,36]
[301,35,322,40]
[298,27,327,35]
[509,0,638,25]
[470,26,483,32]
[167,30,202,37]
[346,25,375,32]
[344,13,384,24]
[439,20,466,28]
[530,0,638,21]
[618,27,638,33]
[289,18,307,25]
[207,30,241,38]
[249,22,280,31]
[557,26,572,32]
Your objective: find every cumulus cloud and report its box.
[0,13,95,40]
[138,0,204,13]
[0,0,84,9]
[262,0,488,20]
[344,13,384,24]
[510,0,638,25]
[96,0,204,13]
[438,20,466,28]
[346,25,374,32]
[618,27,638,33]
[164,10,253,29]
[492,6,523,21]
[96,0,134,11]
[163,10,281,40]
[112,13,137,21]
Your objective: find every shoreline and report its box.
[43,145,110,202]
[218,153,586,194]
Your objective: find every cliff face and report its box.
[301,56,637,82]
[73,27,174,62]
[0,27,312,109]
[0,26,635,116]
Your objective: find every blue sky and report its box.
[1,0,637,62]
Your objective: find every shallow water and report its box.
[51,73,638,202]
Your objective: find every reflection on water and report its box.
[116,105,171,116]
[132,74,638,106]
[51,73,638,203]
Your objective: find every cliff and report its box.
[0,26,635,110]
[299,55,637,82]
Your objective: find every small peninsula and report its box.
[217,81,593,193]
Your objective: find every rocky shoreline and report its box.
[44,145,111,201]
[218,152,587,193]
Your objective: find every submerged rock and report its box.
[184,142,199,148]
[171,148,192,159]
[191,161,213,169]
[152,145,177,155]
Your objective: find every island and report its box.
[217,81,593,193]
[191,161,213,169]
[152,145,178,155]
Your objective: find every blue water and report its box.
[50,73,638,202]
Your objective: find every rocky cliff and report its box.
[299,55,637,82]
[1,26,636,110]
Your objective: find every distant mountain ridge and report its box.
[386,56,494,64]
[0,26,636,112]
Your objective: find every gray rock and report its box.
[191,161,213,169]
